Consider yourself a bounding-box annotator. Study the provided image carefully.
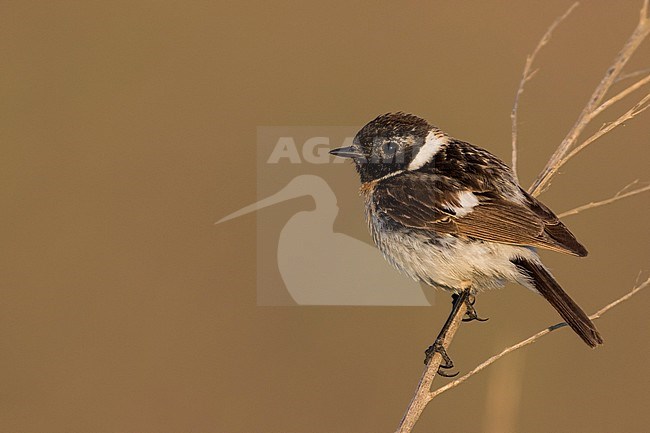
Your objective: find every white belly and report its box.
[369,216,538,292]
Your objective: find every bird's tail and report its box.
[511,257,603,348]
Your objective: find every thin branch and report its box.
[511,2,579,182]
[558,181,650,218]
[395,300,468,433]
[554,92,650,171]
[428,276,650,401]
[591,73,650,118]
[529,0,650,197]
[615,68,650,83]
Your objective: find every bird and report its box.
[216,174,430,306]
[329,112,603,372]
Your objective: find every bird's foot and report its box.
[461,294,489,322]
[424,340,459,377]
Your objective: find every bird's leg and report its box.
[462,294,489,322]
[423,288,471,376]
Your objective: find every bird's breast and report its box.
[359,182,536,292]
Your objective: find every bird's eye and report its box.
[383,141,397,155]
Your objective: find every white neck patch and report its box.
[407,129,447,170]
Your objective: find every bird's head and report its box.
[330,112,447,182]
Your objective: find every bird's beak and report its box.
[329,145,363,159]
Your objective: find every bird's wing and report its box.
[374,173,587,257]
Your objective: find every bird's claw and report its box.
[462,294,489,322]
[438,368,460,378]
[424,341,459,377]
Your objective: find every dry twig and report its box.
[615,68,650,83]
[558,180,650,218]
[555,93,650,172]
[529,0,650,197]
[428,277,650,401]
[395,300,468,433]
[591,73,650,118]
[511,2,579,182]
[396,276,650,432]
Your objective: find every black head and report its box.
[330,112,431,182]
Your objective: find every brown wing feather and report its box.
[374,175,587,257]
[517,188,588,256]
[437,200,586,256]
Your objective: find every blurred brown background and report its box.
[2,1,649,432]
